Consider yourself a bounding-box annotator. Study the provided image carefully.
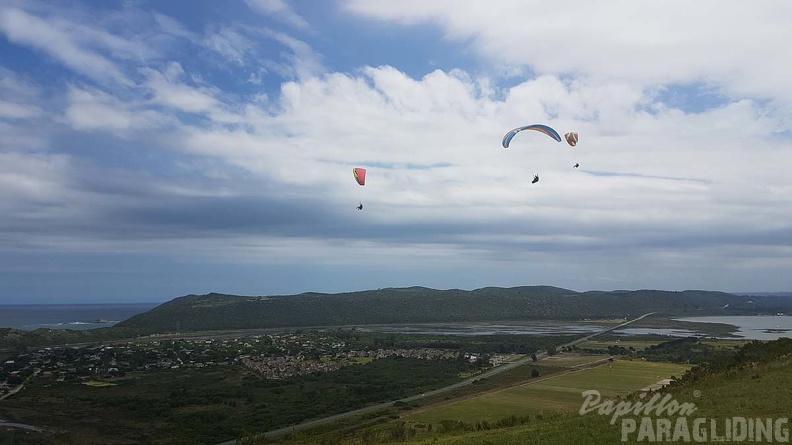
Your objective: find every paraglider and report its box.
[501,124,583,186]
[502,124,562,149]
[564,132,579,147]
[353,168,366,210]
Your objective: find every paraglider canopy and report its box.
[564,132,579,147]
[532,175,539,184]
[353,168,366,186]
[502,124,562,149]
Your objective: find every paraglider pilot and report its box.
[356,203,363,211]
[574,163,579,168]
[532,175,539,184]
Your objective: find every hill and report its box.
[113,286,775,334]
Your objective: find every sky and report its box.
[1,0,791,303]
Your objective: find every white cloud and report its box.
[140,64,242,124]
[173,67,791,239]
[203,26,255,65]
[0,6,132,85]
[152,12,197,41]
[258,29,324,80]
[244,0,310,30]
[0,68,49,148]
[0,100,42,119]
[199,24,323,81]
[0,151,73,219]
[64,86,166,133]
[343,0,792,103]
[0,122,48,151]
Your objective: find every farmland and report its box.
[403,359,690,425]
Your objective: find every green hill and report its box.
[113,286,772,334]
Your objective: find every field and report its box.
[699,339,750,349]
[538,353,611,367]
[574,339,662,351]
[82,380,118,387]
[403,359,690,426]
[364,341,792,445]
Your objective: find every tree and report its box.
[546,346,557,356]
[530,353,537,362]
[531,369,540,378]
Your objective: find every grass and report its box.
[403,360,690,426]
[535,353,610,367]
[699,339,750,349]
[575,339,662,351]
[579,318,629,324]
[371,355,792,445]
[82,380,118,387]
[263,359,693,445]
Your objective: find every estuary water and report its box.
[674,315,792,340]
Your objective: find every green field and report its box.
[405,360,690,425]
[700,339,750,349]
[364,339,792,445]
[534,353,610,368]
[576,339,662,351]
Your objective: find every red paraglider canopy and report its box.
[353,168,366,186]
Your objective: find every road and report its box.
[215,312,655,444]
[0,418,42,432]
[0,384,23,401]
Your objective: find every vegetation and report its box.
[115,286,786,334]
[0,356,481,444]
[402,360,689,426]
[576,336,744,365]
[638,337,729,364]
[340,331,576,355]
[0,327,132,350]
[256,338,792,445]
[4,288,789,349]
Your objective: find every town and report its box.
[0,332,502,398]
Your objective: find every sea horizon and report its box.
[0,302,160,330]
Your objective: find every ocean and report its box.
[0,303,159,330]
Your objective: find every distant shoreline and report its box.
[0,302,159,331]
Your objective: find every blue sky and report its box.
[1,0,791,303]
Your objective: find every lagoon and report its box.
[674,315,792,340]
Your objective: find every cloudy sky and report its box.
[1,0,791,303]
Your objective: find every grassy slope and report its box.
[367,341,792,445]
[402,360,689,425]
